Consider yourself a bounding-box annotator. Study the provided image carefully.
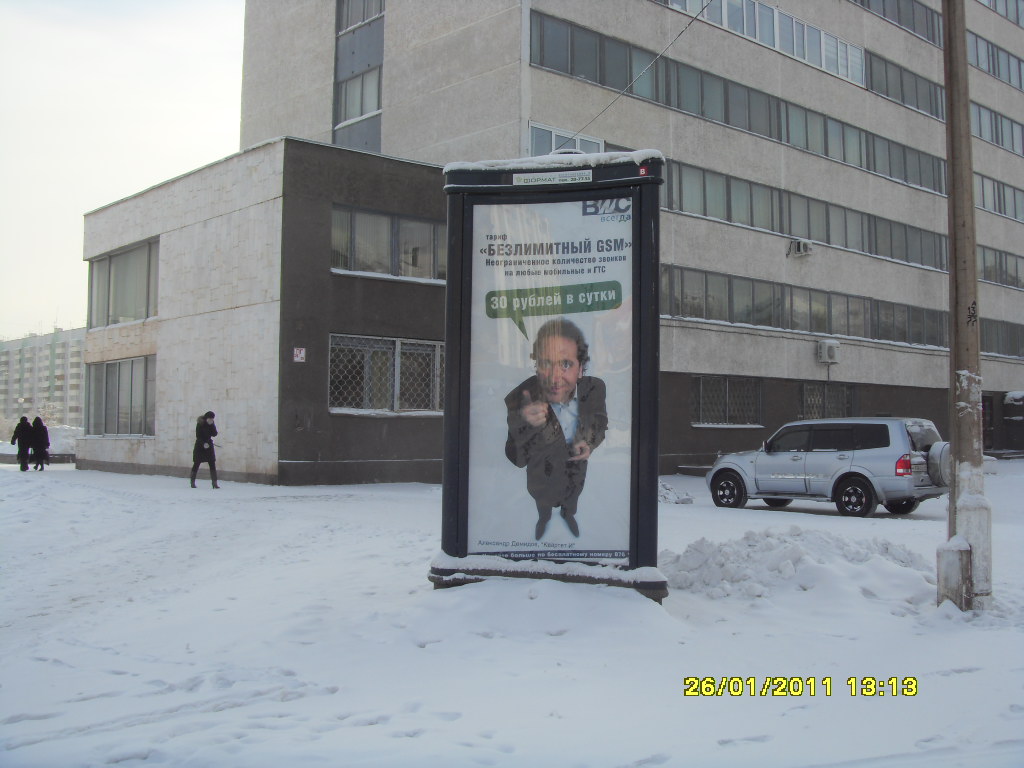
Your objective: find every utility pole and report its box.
[936,0,992,611]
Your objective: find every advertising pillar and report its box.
[431,151,667,601]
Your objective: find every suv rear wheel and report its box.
[884,499,920,515]
[711,470,748,508]
[835,477,877,517]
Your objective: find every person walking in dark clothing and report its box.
[10,416,32,472]
[30,417,49,470]
[190,411,219,489]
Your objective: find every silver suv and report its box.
[706,417,950,516]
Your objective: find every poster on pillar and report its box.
[466,198,635,564]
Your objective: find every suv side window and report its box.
[853,423,890,449]
[811,426,853,451]
[767,427,811,452]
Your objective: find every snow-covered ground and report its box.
[1,462,1022,768]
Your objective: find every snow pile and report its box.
[658,479,693,504]
[660,527,935,610]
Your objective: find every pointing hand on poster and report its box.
[520,390,550,427]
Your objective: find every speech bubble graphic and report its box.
[485,281,623,337]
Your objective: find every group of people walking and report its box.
[10,410,221,487]
[9,416,50,472]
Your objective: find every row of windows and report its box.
[650,0,866,85]
[972,102,1024,158]
[691,377,852,426]
[661,264,951,346]
[665,157,1024,292]
[975,172,1024,223]
[662,264,1024,357]
[88,241,159,329]
[331,206,447,280]
[979,245,1024,288]
[977,0,1024,27]
[335,66,381,127]
[531,12,947,195]
[85,355,156,436]
[664,159,949,270]
[969,31,1024,91]
[329,335,444,412]
[847,0,942,46]
[865,51,945,119]
[336,0,382,34]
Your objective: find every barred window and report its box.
[692,376,762,425]
[329,335,444,412]
[802,382,853,419]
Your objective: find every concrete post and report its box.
[939,0,992,611]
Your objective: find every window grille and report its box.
[802,382,852,419]
[692,376,761,425]
[329,335,444,412]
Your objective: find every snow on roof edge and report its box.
[443,149,665,175]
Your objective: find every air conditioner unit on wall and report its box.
[817,339,840,364]
[788,238,813,257]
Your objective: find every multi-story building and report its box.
[1,328,86,429]
[239,0,1023,467]
[80,0,1023,483]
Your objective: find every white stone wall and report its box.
[78,142,285,481]
[240,0,335,149]
[381,0,525,164]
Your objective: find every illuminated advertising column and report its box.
[432,152,666,600]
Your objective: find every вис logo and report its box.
[582,198,632,216]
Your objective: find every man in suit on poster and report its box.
[504,317,608,540]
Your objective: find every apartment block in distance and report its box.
[1,327,86,428]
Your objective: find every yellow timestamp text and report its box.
[683,676,919,697]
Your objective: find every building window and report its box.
[974,172,1024,223]
[331,206,447,279]
[88,241,158,328]
[328,335,444,412]
[976,0,1024,27]
[649,1,865,83]
[661,263,959,349]
[530,12,944,194]
[530,123,603,156]
[664,159,948,269]
[845,0,942,46]
[968,31,1024,92]
[802,382,853,418]
[865,52,945,119]
[337,0,383,34]
[85,355,156,436]
[692,375,762,425]
[335,67,381,126]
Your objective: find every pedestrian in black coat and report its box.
[10,416,32,472]
[190,411,219,488]
[30,416,49,470]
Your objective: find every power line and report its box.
[567,0,717,146]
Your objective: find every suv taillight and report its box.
[896,453,913,476]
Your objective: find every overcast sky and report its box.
[0,0,244,340]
